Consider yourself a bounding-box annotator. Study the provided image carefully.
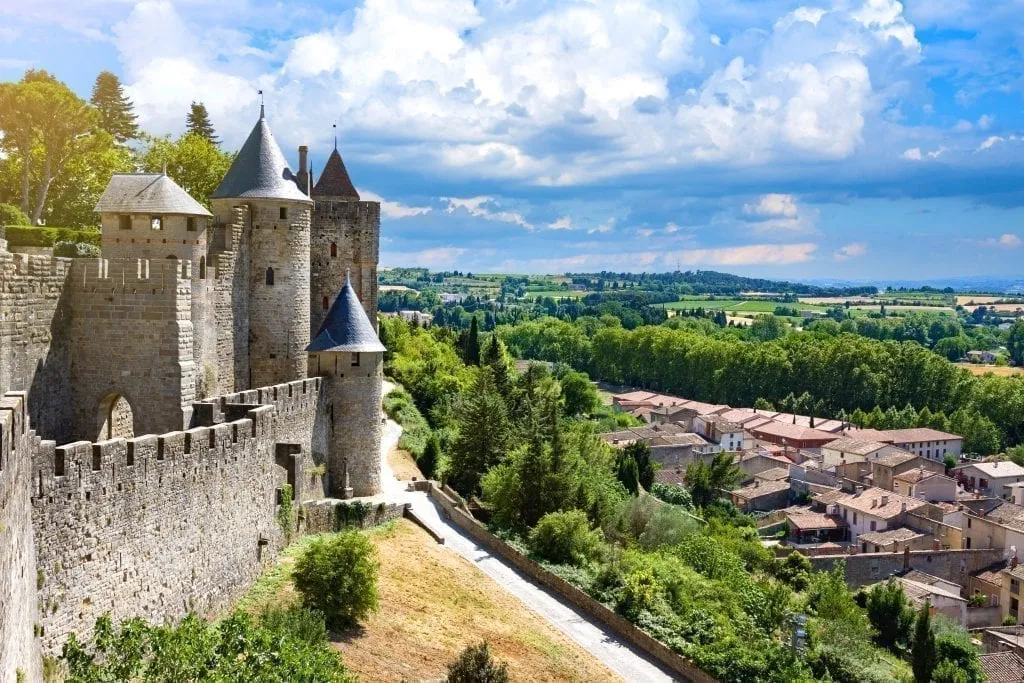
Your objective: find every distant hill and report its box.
[568,270,877,296]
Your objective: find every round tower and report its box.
[211,105,313,389]
[308,272,385,497]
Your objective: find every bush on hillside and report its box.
[53,240,101,258]
[445,642,509,683]
[383,386,432,459]
[292,531,379,628]
[0,203,30,226]
[529,509,603,566]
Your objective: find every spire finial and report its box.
[258,89,264,119]
[333,123,337,150]
[345,267,351,285]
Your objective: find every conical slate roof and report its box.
[307,274,385,353]
[311,147,360,200]
[94,173,212,216]
[211,107,311,203]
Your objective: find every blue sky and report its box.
[2,0,1024,280]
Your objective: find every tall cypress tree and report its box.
[464,316,481,366]
[186,102,218,144]
[911,601,936,683]
[90,71,139,143]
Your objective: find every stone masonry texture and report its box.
[0,159,383,678]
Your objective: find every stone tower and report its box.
[307,273,385,497]
[211,106,313,389]
[306,143,380,334]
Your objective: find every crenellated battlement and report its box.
[0,250,74,280]
[312,198,380,225]
[71,257,192,291]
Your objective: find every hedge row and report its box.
[4,225,101,248]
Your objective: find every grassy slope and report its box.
[241,521,617,683]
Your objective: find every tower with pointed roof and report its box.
[299,136,380,339]
[211,105,313,390]
[307,271,385,497]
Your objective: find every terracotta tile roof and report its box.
[754,467,791,482]
[815,419,846,433]
[814,488,847,505]
[857,527,924,546]
[960,461,1024,479]
[787,510,845,530]
[732,478,790,500]
[613,391,658,403]
[841,427,892,442]
[979,652,1024,683]
[884,427,963,444]
[311,147,360,200]
[982,502,1024,533]
[895,468,942,484]
[835,487,928,519]
[972,562,1008,585]
[701,414,744,432]
[750,421,837,443]
[874,451,920,468]
[654,467,687,487]
[680,400,729,415]
[824,437,891,456]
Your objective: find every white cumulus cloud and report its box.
[834,242,868,261]
[358,189,432,219]
[443,196,531,229]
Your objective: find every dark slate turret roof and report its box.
[211,107,311,203]
[307,274,385,353]
[311,148,360,200]
[95,173,211,216]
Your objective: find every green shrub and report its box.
[53,241,101,258]
[292,531,379,628]
[0,203,30,226]
[617,567,659,618]
[445,641,509,683]
[775,551,812,591]
[384,386,432,459]
[650,482,693,509]
[60,608,351,682]
[5,225,100,248]
[529,510,603,566]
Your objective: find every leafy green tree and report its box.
[558,368,599,417]
[0,203,29,226]
[420,433,441,479]
[42,130,134,227]
[753,397,775,410]
[1008,321,1024,366]
[934,335,969,361]
[943,453,958,473]
[90,71,139,143]
[448,370,511,496]
[685,452,742,508]
[186,101,218,143]
[775,551,812,591]
[932,660,967,683]
[933,617,985,683]
[865,579,913,650]
[912,601,937,683]
[292,532,379,628]
[749,314,785,342]
[141,132,234,210]
[446,642,509,683]
[482,335,512,396]
[616,449,640,495]
[650,481,693,508]
[529,509,603,566]
[623,441,655,490]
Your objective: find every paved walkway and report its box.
[378,383,676,682]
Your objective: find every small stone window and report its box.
[187,217,197,231]
[322,296,329,311]
[265,267,274,286]
[118,215,132,230]
[199,256,207,279]
[351,352,360,367]
[279,207,288,220]
[151,215,163,231]
[330,242,337,258]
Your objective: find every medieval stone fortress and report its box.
[0,107,385,676]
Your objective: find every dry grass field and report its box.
[240,521,618,683]
[954,363,1024,377]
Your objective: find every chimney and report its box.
[1011,556,1018,570]
[881,494,889,507]
[298,145,308,172]
[901,501,907,512]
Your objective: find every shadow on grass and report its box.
[332,623,368,643]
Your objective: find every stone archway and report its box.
[96,393,135,441]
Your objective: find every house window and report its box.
[322,296,329,311]
[330,242,337,258]
[279,207,288,220]
[967,517,971,528]
[853,513,858,524]
[870,521,877,531]
[351,352,360,367]
[980,478,989,490]
[151,215,163,230]
[1010,579,1021,594]
[118,214,132,230]
[965,537,971,549]
[187,217,197,231]
[265,268,274,286]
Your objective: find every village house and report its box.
[820,437,906,467]
[892,468,958,502]
[875,571,969,626]
[871,452,945,492]
[1000,561,1024,625]
[786,508,848,544]
[963,501,1024,559]
[748,421,838,450]
[956,461,1024,498]
[830,487,931,543]
[692,413,749,452]
[730,477,791,512]
[978,651,1024,683]
[966,350,999,364]
[843,427,963,462]
[856,527,930,553]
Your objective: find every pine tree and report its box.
[464,316,481,365]
[616,450,640,495]
[448,370,510,496]
[419,434,440,480]
[912,600,937,683]
[90,71,139,143]
[186,102,218,144]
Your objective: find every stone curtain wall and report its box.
[0,248,74,444]
[210,204,250,394]
[0,392,42,683]
[31,405,286,654]
[192,377,328,501]
[808,548,1004,587]
[68,258,197,440]
[246,201,310,389]
[310,200,379,334]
